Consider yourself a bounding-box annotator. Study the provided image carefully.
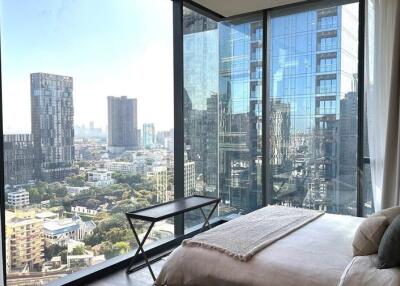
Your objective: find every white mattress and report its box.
[156,213,364,286]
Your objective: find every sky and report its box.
[0,0,174,134]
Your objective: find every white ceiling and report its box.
[192,0,306,17]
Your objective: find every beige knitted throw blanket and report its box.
[183,205,324,262]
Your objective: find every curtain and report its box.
[366,0,400,211]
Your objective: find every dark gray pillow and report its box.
[377,214,400,269]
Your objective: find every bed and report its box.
[156,208,363,286]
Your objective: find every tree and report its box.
[66,175,85,187]
[71,245,85,255]
[100,241,130,259]
[105,228,129,244]
[44,244,66,261]
[29,188,42,204]
[59,250,68,264]
[112,172,143,187]
[114,241,129,255]
[86,198,101,210]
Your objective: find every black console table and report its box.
[125,195,221,280]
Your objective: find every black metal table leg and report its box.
[126,218,156,281]
[124,196,221,281]
[200,202,219,230]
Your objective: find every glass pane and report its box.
[183,8,219,228]
[183,8,263,228]
[1,0,173,284]
[363,162,374,216]
[219,16,263,213]
[267,2,359,215]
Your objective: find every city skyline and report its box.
[1,0,174,134]
[2,67,172,137]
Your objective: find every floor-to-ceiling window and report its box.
[219,16,263,214]
[267,1,360,215]
[0,0,372,284]
[182,1,366,219]
[1,0,174,284]
[183,8,263,222]
[182,7,219,228]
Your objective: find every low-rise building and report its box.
[71,205,98,216]
[104,161,137,174]
[43,215,95,246]
[66,186,90,196]
[67,253,105,269]
[7,189,29,208]
[67,239,85,253]
[86,169,114,187]
[5,211,44,271]
[35,211,58,221]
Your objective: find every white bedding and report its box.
[156,214,364,286]
[339,255,400,286]
[183,206,324,262]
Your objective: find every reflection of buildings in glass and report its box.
[31,73,77,182]
[363,93,374,215]
[183,9,219,197]
[219,18,263,213]
[270,99,291,174]
[184,161,196,196]
[338,88,358,214]
[107,96,139,153]
[3,134,35,186]
[269,4,359,213]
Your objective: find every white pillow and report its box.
[352,215,389,256]
[339,255,400,286]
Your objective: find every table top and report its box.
[126,196,220,222]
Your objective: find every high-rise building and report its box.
[270,99,291,174]
[107,96,138,153]
[156,130,171,148]
[3,134,34,186]
[269,5,359,214]
[143,123,155,148]
[183,9,219,198]
[31,73,77,182]
[183,4,358,215]
[218,17,263,212]
[338,88,358,213]
[137,129,142,149]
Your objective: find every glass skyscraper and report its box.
[219,16,263,213]
[268,4,359,215]
[107,96,139,153]
[183,8,219,198]
[184,2,359,216]
[3,134,34,186]
[184,10,263,215]
[31,73,77,182]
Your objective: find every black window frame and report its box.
[0,0,366,285]
[177,0,366,220]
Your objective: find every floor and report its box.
[85,258,166,286]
